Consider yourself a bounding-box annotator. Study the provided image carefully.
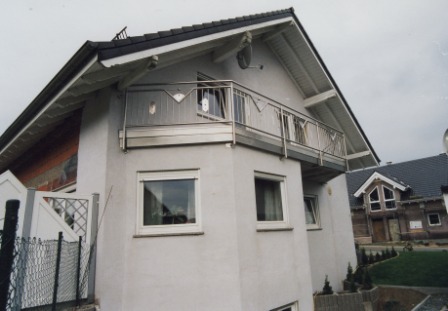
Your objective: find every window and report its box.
[137,170,201,235]
[271,302,298,311]
[368,187,380,211]
[428,213,441,226]
[197,74,226,119]
[254,172,289,230]
[410,220,422,229]
[304,195,320,229]
[383,186,396,209]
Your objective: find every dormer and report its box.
[354,171,409,212]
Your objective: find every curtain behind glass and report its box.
[255,178,283,221]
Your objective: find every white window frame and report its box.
[136,170,202,236]
[410,220,423,229]
[304,195,320,230]
[271,301,299,311]
[368,187,381,212]
[383,186,396,210]
[254,171,290,231]
[427,213,441,226]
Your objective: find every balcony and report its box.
[119,81,347,182]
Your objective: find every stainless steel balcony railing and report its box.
[124,81,346,159]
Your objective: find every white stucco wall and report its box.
[304,174,357,293]
[138,39,309,115]
[231,147,314,311]
[75,37,355,310]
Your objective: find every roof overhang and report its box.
[0,8,379,172]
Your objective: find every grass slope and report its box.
[370,251,448,287]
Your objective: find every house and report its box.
[0,8,379,310]
[346,154,448,244]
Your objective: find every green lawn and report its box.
[369,251,448,287]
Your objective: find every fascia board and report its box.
[292,18,380,165]
[354,171,408,197]
[100,17,295,68]
[0,55,99,157]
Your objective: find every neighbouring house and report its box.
[0,8,380,310]
[347,154,448,244]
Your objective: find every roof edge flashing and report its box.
[99,17,295,68]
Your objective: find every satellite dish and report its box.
[237,45,252,69]
[444,128,448,155]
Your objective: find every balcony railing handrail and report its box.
[129,80,344,135]
[124,80,346,159]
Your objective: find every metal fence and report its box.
[1,201,91,311]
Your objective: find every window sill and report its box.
[306,227,322,231]
[256,227,293,232]
[133,231,204,238]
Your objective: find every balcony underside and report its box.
[119,124,346,183]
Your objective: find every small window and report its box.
[368,187,381,211]
[271,301,298,311]
[254,172,289,230]
[304,195,320,230]
[137,170,201,235]
[383,186,396,209]
[410,220,422,229]
[428,213,441,226]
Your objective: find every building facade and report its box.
[0,8,379,310]
[347,154,448,244]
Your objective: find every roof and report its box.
[93,9,295,61]
[346,153,448,206]
[353,171,409,198]
[0,8,379,171]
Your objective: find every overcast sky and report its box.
[0,0,447,165]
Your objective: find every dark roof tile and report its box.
[192,24,204,30]
[113,38,133,47]
[181,26,195,32]
[144,33,160,40]
[346,154,448,207]
[128,36,146,43]
[157,30,173,38]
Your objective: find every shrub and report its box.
[368,251,375,264]
[346,262,353,281]
[391,246,398,257]
[361,248,368,266]
[375,252,381,262]
[322,275,333,295]
[362,268,373,290]
[354,266,364,284]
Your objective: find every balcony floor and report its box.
[120,123,346,183]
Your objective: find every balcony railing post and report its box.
[230,82,236,145]
[343,133,349,171]
[316,123,323,166]
[280,107,287,158]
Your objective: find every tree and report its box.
[391,246,398,257]
[322,275,333,295]
[361,248,368,266]
[346,262,354,281]
[362,268,373,290]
